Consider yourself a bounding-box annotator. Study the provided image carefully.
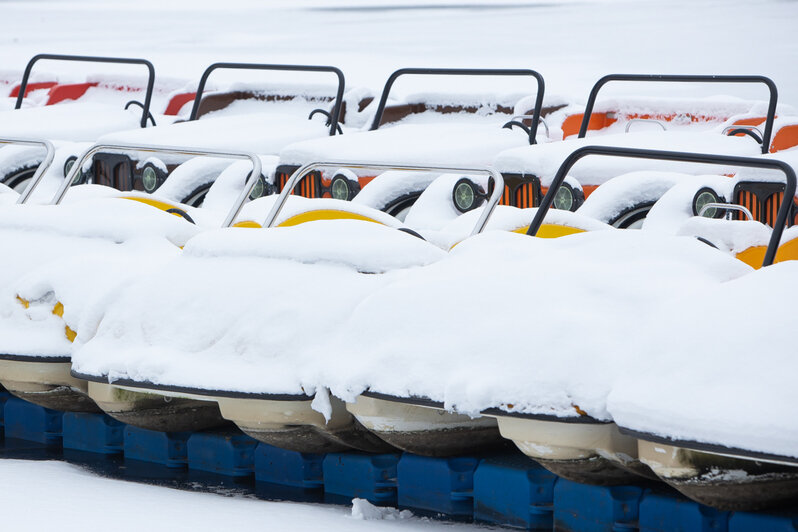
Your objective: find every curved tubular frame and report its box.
[699,202,753,221]
[187,62,345,137]
[14,54,156,129]
[368,67,545,145]
[0,137,56,204]
[56,143,262,228]
[526,145,796,268]
[261,161,504,237]
[577,74,778,154]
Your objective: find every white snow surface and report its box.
[492,131,763,187]
[0,103,142,141]
[279,123,531,167]
[100,111,333,153]
[0,460,474,532]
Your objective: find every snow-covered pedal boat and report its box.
[339,72,796,461]
[274,66,553,217]
[0,143,263,423]
[71,158,510,453]
[90,61,351,206]
[0,53,170,192]
[488,145,798,505]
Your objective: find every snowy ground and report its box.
[2,0,797,104]
[0,459,495,531]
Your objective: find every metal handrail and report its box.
[526,145,796,268]
[187,62,345,137]
[504,115,550,138]
[368,67,546,145]
[261,162,504,237]
[624,118,667,133]
[14,54,156,129]
[699,202,754,220]
[0,138,56,204]
[722,125,764,138]
[577,74,778,154]
[56,143,262,228]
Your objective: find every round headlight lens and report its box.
[553,185,574,211]
[142,166,159,193]
[249,176,265,200]
[331,176,352,200]
[693,187,722,218]
[453,178,478,213]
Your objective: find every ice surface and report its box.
[0,460,467,532]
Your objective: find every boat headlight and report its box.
[453,177,486,213]
[248,175,276,200]
[63,156,85,185]
[141,164,161,193]
[552,182,584,212]
[692,187,724,218]
[330,174,360,201]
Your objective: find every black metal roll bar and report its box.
[14,54,156,129]
[526,146,796,268]
[578,74,778,155]
[368,67,545,145]
[187,62,345,136]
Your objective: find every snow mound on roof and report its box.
[99,112,331,153]
[279,123,529,167]
[0,103,141,141]
[492,131,763,187]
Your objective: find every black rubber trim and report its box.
[361,390,445,408]
[618,426,798,466]
[71,370,313,401]
[361,390,609,424]
[481,406,610,424]
[0,353,70,363]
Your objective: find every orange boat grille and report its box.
[275,167,322,198]
[733,183,795,228]
[515,182,536,209]
[498,174,541,209]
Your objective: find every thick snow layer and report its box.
[279,123,531,167]
[607,260,798,459]
[0,197,200,244]
[99,111,333,153]
[0,460,470,532]
[184,221,445,272]
[492,131,763,187]
[0,103,142,141]
[0,196,199,356]
[73,229,746,417]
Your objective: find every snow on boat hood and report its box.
[73,227,748,412]
[0,190,204,357]
[185,219,445,273]
[0,193,202,244]
[0,103,142,141]
[493,131,764,187]
[99,112,332,153]
[279,123,530,167]
[607,259,798,459]
[71,219,444,392]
